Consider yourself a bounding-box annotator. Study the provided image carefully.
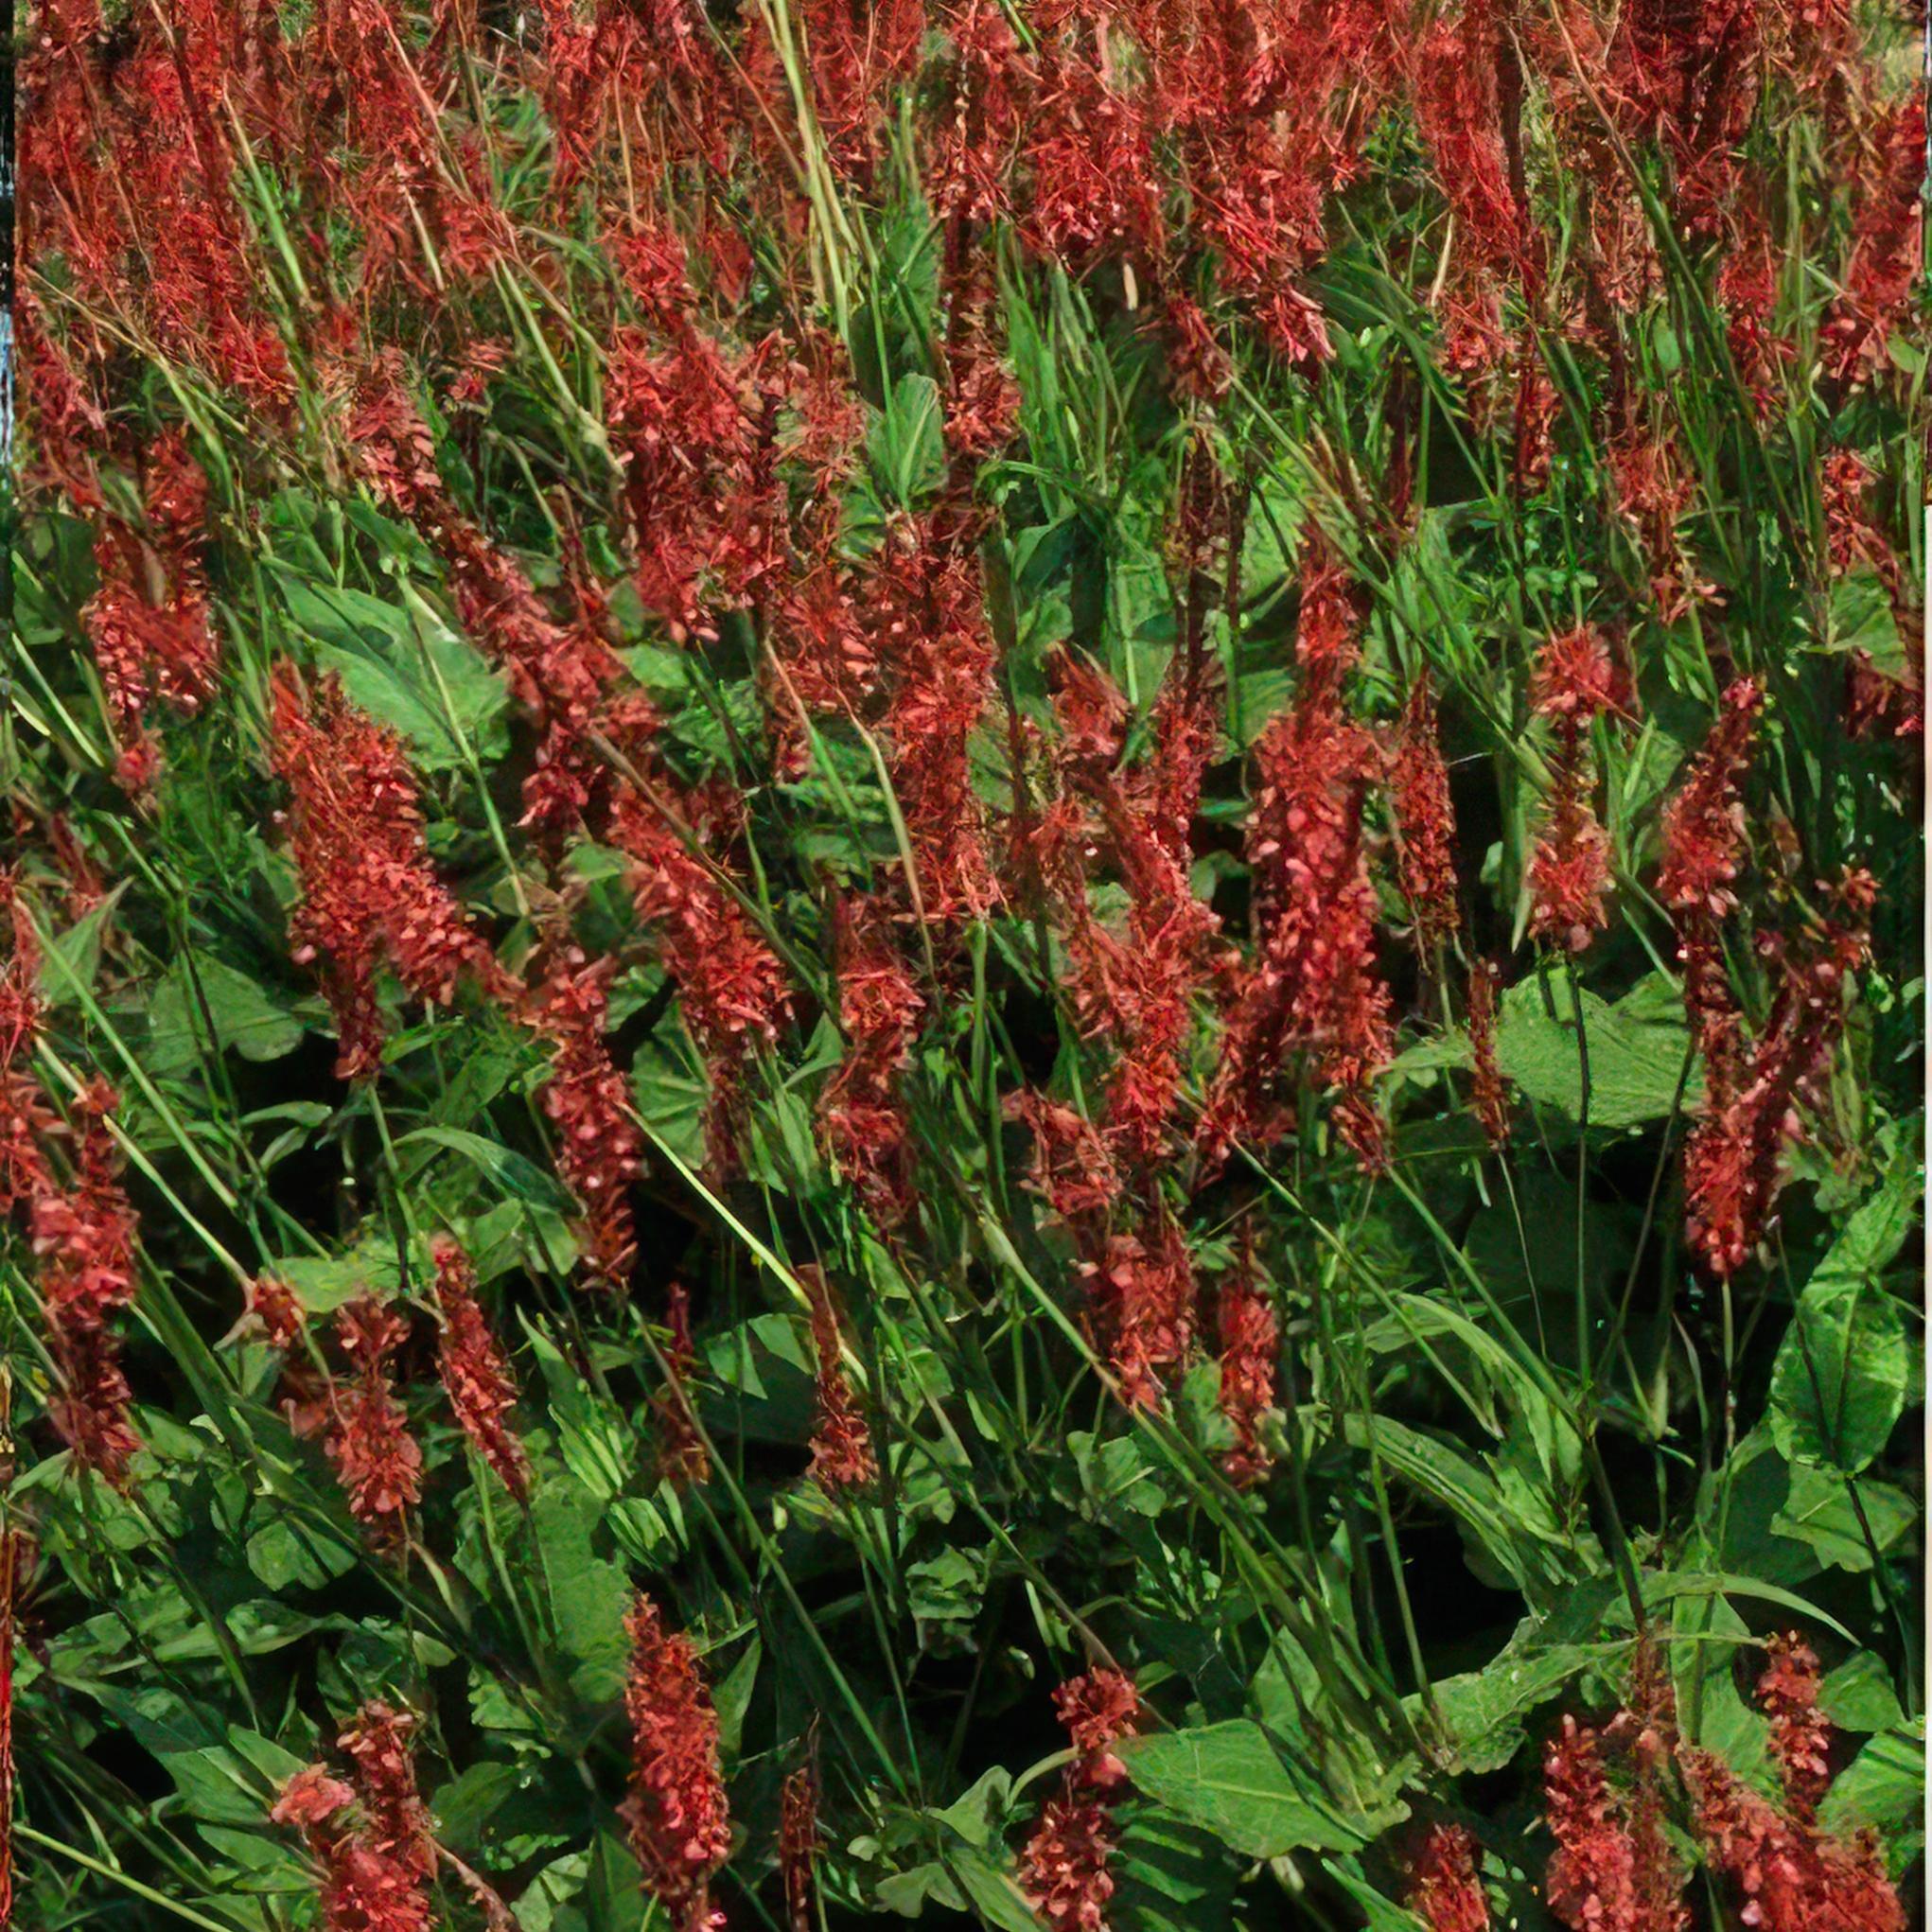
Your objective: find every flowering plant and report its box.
[5,0,1923,1928]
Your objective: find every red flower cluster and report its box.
[1543,1712,1687,1932]
[1079,1207,1199,1412]
[1406,1821,1489,1932]
[81,433,220,790]
[778,1756,820,1932]
[1683,876,1871,1277]
[610,775,791,1171]
[325,1296,423,1549]
[651,1281,711,1488]
[621,1593,731,1932]
[1659,678,1763,1066]
[801,1266,877,1493]
[430,1238,530,1503]
[272,1702,436,1932]
[1204,546,1391,1168]
[1683,1750,1903,1932]
[521,944,641,1290]
[818,898,923,1222]
[29,1080,143,1483]
[1527,629,1622,954]
[1019,1669,1140,1932]
[1537,1630,1906,1931]
[271,668,504,1080]
[1757,1633,1832,1821]
[1387,676,1462,953]
[1466,960,1513,1150]
[1215,1245,1279,1489]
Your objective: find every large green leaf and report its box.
[1118,1720,1398,1857]
[1494,971,1698,1131]
[1818,1722,1925,1876]
[1767,1279,1910,1474]
[148,954,305,1073]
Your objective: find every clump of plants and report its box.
[5,1,1923,1928]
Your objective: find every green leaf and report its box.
[148,955,305,1074]
[633,1022,710,1172]
[1818,1653,1906,1734]
[1825,568,1906,669]
[869,375,945,506]
[1118,1720,1394,1857]
[399,1125,582,1219]
[1818,1722,1925,1876]
[1768,1279,1909,1474]
[284,574,507,770]
[1494,971,1697,1131]
[529,1484,631,1704]
[1426,1626,1595,1773]
[38,885,126,1010]
[1111,1809,1240,1932]
[1770,1464,1917,1572]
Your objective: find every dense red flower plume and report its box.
[1527,629,1621,953]
[1680,1748,1904,1932]
[1387,675,1462,952]
[1215,1247,1279,1489]
[325,1296,422,1548]
[431,1237,531,1502]
[802,1265,877,1492]
[622,1592,731,1931]
[610,773,791,1170]
[1543,1717,1641,1931]
[30,1081,143,1482]
[818,896,923,1222]
[1757,1633,1832,1821]
[1019,1668,1140,1931]
[778,1754,820,1932]
[1080,1205,1198,1411]
[272,1701,436,1932]
[271,667,505,1080]
[1203,545,1391,1169]
[521,943,641,1290]
[1683,875,1871,1276]
[1406,1821,1489,1932]
[651,1281,712,1488]
[1467,960,1513,1150]
[1659,677,1762,1068]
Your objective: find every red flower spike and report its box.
[1543,1718,1640,1931]
[1757,1632,1832,1821]
[1684,881,1871,1277]
[1406,1821,1489,1932]
[1388,676,1462,952]
[431,1237,531,1502]
[1021,1669,1140,1931]
[1528,628,1623,954]
[779,1757,819,1932]
[521,944,641,1291]
[272,1702,436,1932]
[1018,1787,1118,1932]
[818,896,923,1223]
[1202,549,1390,1169]
[1659,679,1762,923]
[1215,1252,1279,1489]
[621,1593,731,1931]
[271,668,505,1081]
[325,1296,422,1548]
[1466,961,1512,1150]
[1681,1747,1905,1932]
[1053,1669,1140,1787]
[651,1282,711,1488]
[802,1266,877,1492]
